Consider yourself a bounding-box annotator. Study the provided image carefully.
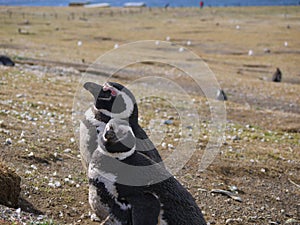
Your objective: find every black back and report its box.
[0,55,15,67]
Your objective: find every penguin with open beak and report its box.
[80,81,162,171]
[80,82,163,223]
[89,118,207,225]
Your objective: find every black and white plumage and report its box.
[216,89,227,101]
[89,119,207,225]
[80,81,162,171]
[272,68,282,82]
[80,82,163,223]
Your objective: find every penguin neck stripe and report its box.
[98,146,136,160]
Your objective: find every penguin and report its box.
[216,89,227,101]
[80,81,162,171]
[0,55,15,67]
[89,118,207,225]
[80,82,163,223]
[272,68,282,82]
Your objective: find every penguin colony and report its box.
[80,82,207,224]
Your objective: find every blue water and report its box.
[0,0,299,7]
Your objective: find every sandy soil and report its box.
[0,6,299,225]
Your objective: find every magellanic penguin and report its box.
[216,89,227,101]
[272,68,282,82]
[89,118,207,225]
[80,81,163,171]
[80,82,164,223]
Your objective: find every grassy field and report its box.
[0,6,299,225]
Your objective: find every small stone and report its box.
[168,144,174,149]
[16,208,21,217]
[164,120,173,125]
[231,135,240,141]
[54,181,61,188]
[64,148,72,153]
[5,138,12,145]
[285,218,298,224]
[30,164,37,170]
[90,213,101,222]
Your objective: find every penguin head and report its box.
[98,119,136,159]
[84,82,138,124]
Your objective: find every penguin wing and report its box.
[127,193,161,225]
[135,125,163,163]
[79,118,99,172]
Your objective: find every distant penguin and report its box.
[0,55,15,67]
[89,119,207,225]
[272,68,282,82]
[216,89,227,101]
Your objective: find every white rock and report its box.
[64,148,72,153]
[5,138,12,145]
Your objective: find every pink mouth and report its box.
[103,83,117,96]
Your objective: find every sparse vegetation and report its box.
[0,6,299,225]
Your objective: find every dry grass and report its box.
[0,6,299,225]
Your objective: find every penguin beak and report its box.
[104,126,118,143]
[83,82,102,101]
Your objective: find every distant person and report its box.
[200,1,204,8]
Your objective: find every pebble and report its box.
[5,138,12,145]
[64,148,72,153]
[164,119,173,125]
[90,213,101,222]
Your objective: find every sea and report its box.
[0,0,299,7]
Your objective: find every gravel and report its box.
[0,205,54,224]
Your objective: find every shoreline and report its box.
[0,5,299,8]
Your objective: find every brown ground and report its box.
[0,6,299,225]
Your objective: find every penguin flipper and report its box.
[128,193,161,225]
